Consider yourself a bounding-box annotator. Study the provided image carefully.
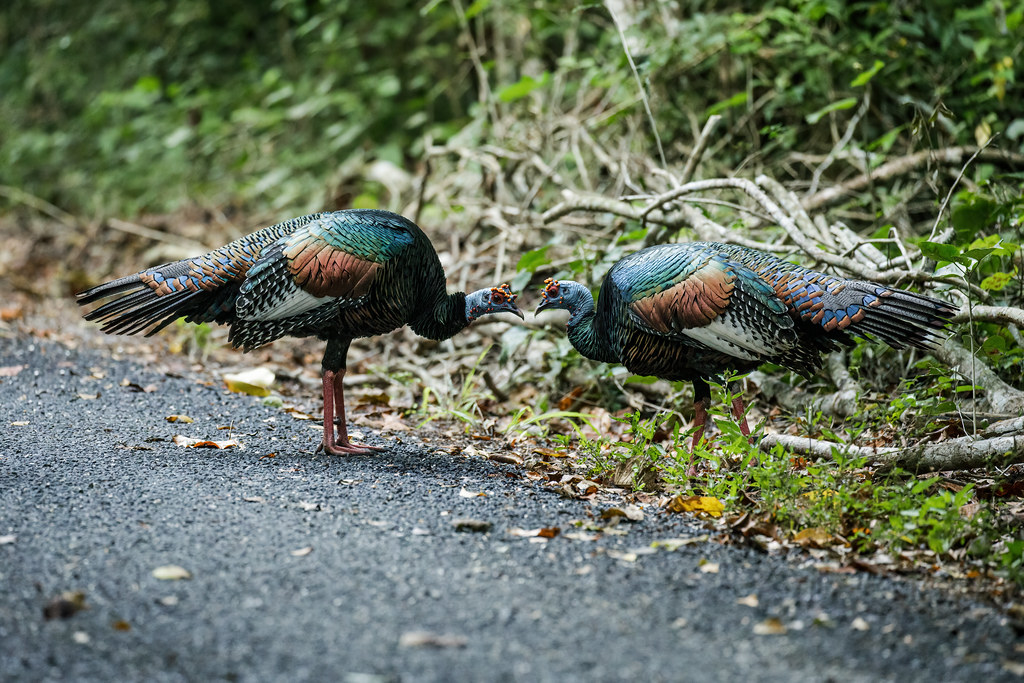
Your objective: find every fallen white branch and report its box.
[759,431,1024,473]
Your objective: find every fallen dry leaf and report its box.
[606,549,638,562]
[0,365,25,377]
[793,527,833,548]
[668,495,725,517]
[43,591,87,620]
[650,536,709,551]
[487,452,523,466]
[290,546,313,557]
[172,435,240,449]
[851,617,870,631]
[753,618,787,635]
[166,415,194,423]
[0,535,15,545]
[459,487,487,498]
[601,505,645,522]
[379,412,410,432]
[737,594,759,608]
[112,620,131,631]
[76,393,98,400]
[243,496,266,504]
[0,305,24,322]
[452,518,492,533]
[152,565,192,581]
[508,527,560,539]
[297,501,321,512]
[698,559,720,574]
[11,421,29,426]
[398,631,468,649]
[223,367,275,397]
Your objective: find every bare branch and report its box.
[803,146,1024,212]
[759,432,1024,473]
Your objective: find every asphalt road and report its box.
[1,332,1020,682]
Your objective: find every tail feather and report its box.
[853,286,956,349]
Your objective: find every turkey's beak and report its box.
[507,302,526,319]
[535,297,554,315]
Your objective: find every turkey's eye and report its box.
[490,288,506,304]
[545,281,560,298]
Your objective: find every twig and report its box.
[0,185,77,226]
[107,218,211,254]
[679,115,722,186]
[605,1,669,174]
[807,90,871,197]
[927,136,996,241]
[803,146,1024,212]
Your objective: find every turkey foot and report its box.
[319,369,386,456]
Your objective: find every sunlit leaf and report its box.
[850,60,885,87]
[668,495,725,517]
[806,97,858,124]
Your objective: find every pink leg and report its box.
[687,379,712,477]
[729,384,758,468]
[731,394,751,437]
[317,369,384,456]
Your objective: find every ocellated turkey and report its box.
[78,209,524,455]
[536,242,957,446]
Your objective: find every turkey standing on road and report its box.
[78,209,524,455]
[535,242,957,446]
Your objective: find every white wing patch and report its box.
[239,280,334,321]
[678,310,793,360]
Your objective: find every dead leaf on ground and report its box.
[11,421,29,426]
[487,452,523,466]
[166,414,194,423]
[792,527,834,548]
[172,435,240,449]
[121,379,157,393]
[76,393,98,400]
[650,536,709,551]
[601,505,645,522]
[851,617,870,631]
[668,495,725,517]
[152,565,192,581]
[698,559,720,574]
[379,412,410,432]
[297,501,321,511]
[453,518,492,533]
[459,487,487,498]
[112,620,131,631]
[43,591,87,620]
[0,365,26,377]
[753,618,787,635]
[737,594,759,608]
[0,305,24,322]
[398,631,468,649]
[0,534,15,545]
[606,549,638,562]
[223,367,275,397]
[243,496,266,503]
[290,546,313,557]
[508,527,560,539]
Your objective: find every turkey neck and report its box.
[409,292,470,341]
[565,296,617,364]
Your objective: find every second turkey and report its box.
[535,242,957,447]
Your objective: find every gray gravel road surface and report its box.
[1,334,1020,682]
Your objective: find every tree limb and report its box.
[760,432,1024,473]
